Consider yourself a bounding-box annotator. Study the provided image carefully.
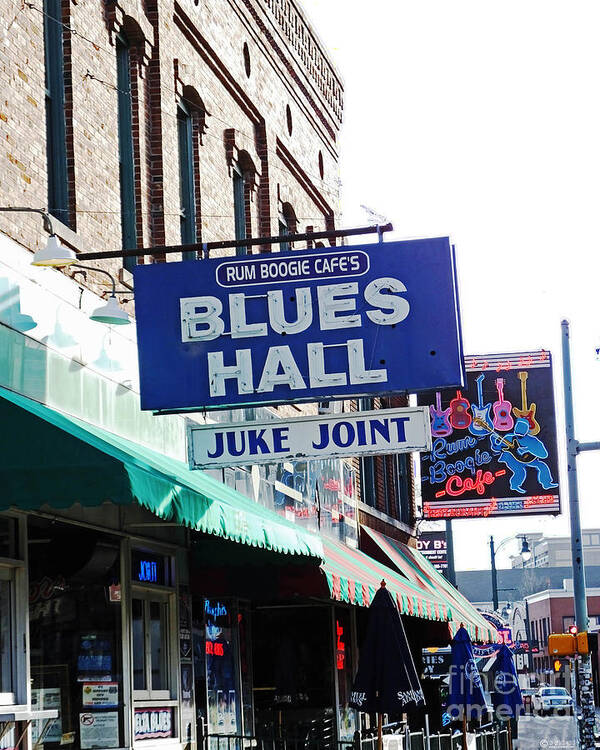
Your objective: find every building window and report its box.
[395,454,411,524]
[177,102,197,259]
[132,594,171,699]
[116,33,137,271]
[44,0,69,226]
[233,165,246,256]
[360,398,377,508]
[279,203,297,253]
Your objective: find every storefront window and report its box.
[29,519,123,750]
[132,599,146,691]
[193,598,253,741]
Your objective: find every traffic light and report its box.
[554,659,562,672]
[568,624,578,636]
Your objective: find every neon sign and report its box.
[419,351,560,519]
[205,600,228,618]
[205,641,224,656]
[336,620,345,671]
[138,560,158,583]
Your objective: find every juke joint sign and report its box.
[133,237,464,412]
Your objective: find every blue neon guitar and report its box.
[469,373,493,436]
[430,391,452,437]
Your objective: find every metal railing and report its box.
[200,724,509,750]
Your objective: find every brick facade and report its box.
[0,0,341,301]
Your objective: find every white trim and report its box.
[525,587,600,604]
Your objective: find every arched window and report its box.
[177,100,196,259]
[278,202,297,252]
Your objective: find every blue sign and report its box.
[138,559,158,583]
[133,238,464,411]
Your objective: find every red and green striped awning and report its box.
[362,527,499,643]
[320,536,451,623]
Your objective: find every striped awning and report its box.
[320,536,451,623]
[362,527,499,643]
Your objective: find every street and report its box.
[516,714,579,750]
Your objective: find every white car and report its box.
[532,686,574,715]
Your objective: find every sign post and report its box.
[561,321,596,749]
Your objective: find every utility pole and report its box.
[445,519,457,586]
[561,319,596,750]
[490,535,499,611]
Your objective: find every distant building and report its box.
[456,565,600,607]
[511,529,600,568]
[526,585,600,696]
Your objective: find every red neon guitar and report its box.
[492,378,514,431]
[430,392,452,437]
[449,390,472,430]
[512,371,540,435]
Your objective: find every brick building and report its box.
[0,0,493,747]
[526,586,600,691]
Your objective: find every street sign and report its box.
[418,350,560,519]
[421,647,452,678]
[416,530,447,571]
[133,237,464,412]
[187,406,431,469]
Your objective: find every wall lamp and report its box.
[71,264,130,325]
[0,208,129,324]
[0,207,77,266]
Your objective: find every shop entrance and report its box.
[252,605,335,748]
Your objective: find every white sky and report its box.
[301,0,600,571]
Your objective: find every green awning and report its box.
[0,386,323,559]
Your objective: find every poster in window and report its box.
[79,712,119,749]
[32,688,63,744]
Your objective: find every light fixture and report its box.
[71,264,131,326]
[520,537,532,562]
[31,234,77,267]
[0,207,78,266]
[89,295,130,325]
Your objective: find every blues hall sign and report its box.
[418,351,560,519]
[133,238,464,411]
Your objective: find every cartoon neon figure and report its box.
[490,417,558,494]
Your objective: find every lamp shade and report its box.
[89,295,130,325]
[520,538,532,562]
[31,235,77,267]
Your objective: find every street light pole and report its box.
[490,535,499,611]
[561,320,595,749]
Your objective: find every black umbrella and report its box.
[349,581,424,750]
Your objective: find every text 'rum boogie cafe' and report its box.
[0,235,496,750]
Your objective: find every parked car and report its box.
[532,686,574,715]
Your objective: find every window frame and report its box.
[116,32,137,271]
[43,0,69,226]
[131,586,176,702]
[177,101,197,259]
[232,164,247,256]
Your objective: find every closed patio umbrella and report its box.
[349,581,424,750]
[490,644,522,749]
[449,626,487,750]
